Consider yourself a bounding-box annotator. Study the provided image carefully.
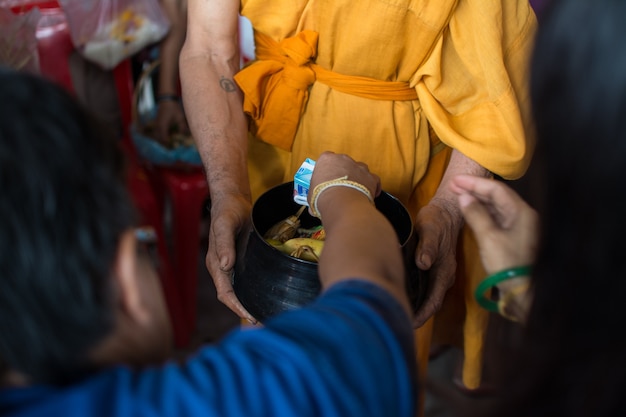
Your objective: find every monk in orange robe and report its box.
[180,0,537,406]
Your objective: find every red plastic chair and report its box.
[9,0,191,348]
[153,167,208,342]
[8,1,74,91]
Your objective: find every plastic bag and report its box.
[59,0,170,70]
[0,6,40,73]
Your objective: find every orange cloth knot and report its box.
[235,30,319,151]
[234,30,418,151]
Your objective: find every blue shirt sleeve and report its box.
[1,280,417,417]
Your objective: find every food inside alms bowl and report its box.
[233,181,428,323]
[263,206,326,262]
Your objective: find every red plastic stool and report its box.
[115,62,193,349]
[156,167,209,340]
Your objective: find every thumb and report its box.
[457,193,495,236]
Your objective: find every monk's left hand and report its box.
[412,197,463,328]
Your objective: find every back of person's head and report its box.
[0,69,136,384]
[474,0,626,416]
[530,0,626,355]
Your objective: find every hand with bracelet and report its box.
[306,152,413,307]
[449,175,539,323]
[308,152,381,220]
[308,152,382,203]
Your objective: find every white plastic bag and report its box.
[59,0,170,70]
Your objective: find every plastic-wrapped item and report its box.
[0,5,40,73]
[59,0,170,69]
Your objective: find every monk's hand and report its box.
[412,196,463,328]
[206,192,257,324]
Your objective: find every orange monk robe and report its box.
[237,0,537,393]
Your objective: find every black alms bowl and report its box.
[233,181,427,322]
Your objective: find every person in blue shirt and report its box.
[0,69,416,417]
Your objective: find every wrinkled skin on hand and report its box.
[205,193,257,324]
[412,197,464,328]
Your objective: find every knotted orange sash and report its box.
[234,30,418,151]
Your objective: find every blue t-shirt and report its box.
[0,280,417,417]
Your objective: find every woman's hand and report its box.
[449,175,539,274]
[308,151,381,205]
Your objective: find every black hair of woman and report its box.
[0,67,136,384]
[463,0,626,415]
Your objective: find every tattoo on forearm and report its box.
[220,76,237,92]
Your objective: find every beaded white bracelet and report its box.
[309,175,374,218]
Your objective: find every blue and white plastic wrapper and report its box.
[293,158,316,206]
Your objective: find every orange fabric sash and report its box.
[234,30,418,151]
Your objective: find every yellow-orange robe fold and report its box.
[237,0,537,394]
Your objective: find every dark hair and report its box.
[473,0,626,415]
[0,69,136,384]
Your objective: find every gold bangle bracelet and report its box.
[309,176,374,219]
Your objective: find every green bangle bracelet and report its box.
[474,266,532,312]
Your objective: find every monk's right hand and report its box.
[205,192,257,324]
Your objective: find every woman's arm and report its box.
[310,152,411,317]
[450,174,539,323]
[155,0,189,143]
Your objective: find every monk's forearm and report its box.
[180,0,249,199]
[432,149,492,223]
[180,51,250,201]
